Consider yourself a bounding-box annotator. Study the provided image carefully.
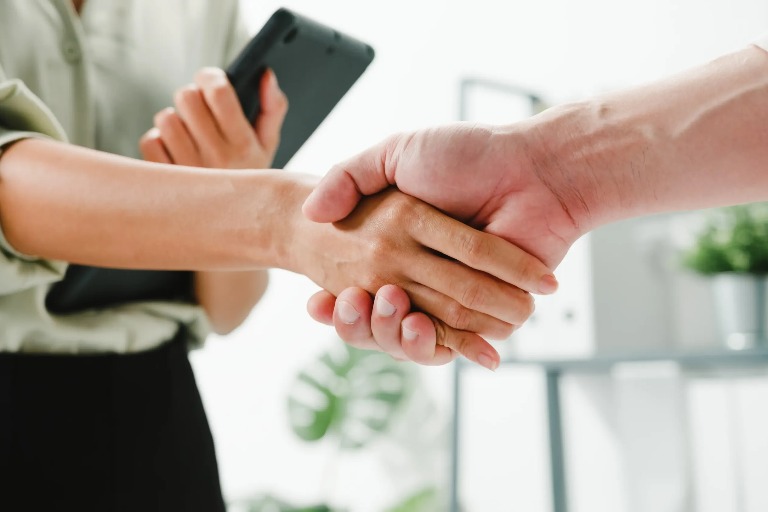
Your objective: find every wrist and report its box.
[259,173,319,275]
[522,99,661,234]
[520,45,768,233]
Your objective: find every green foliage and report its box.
[383,487,441,512]
[683,204,768,275]
[244,487,439,512]
[246,495,336,512]
[287,342,410,450]
[248,344,440,512]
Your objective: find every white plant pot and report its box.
[711,273,768,350]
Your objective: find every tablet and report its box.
[46,9,375,314]
[227,7,375,168]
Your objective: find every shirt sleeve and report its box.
[0,64,70,295]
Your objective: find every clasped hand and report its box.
[140,68,558,370]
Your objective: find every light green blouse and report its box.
[0,0,250,353]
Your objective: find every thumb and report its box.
[255,69,288,155]
[302,136,399,222]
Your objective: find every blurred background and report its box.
[189,1,768,510]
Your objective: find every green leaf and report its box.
[245,494,335,512]
[384,487,441,512]
[287,342,409,449]
[682,204,768,275]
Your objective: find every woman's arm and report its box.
[0,136,552,368]
[0,138,291,270]
[139,67,288,334]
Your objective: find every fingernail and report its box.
[375,297,396,317]
[337,301,360,325]
[477,353,499,372]
[538,274,559,294]
[402,326,418,341]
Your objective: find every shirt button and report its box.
[62,40,82,63]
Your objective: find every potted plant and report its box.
[683,204,768,349]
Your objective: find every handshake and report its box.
[298,42,768,369]
[300,123,580,371]
[135,43,768,371]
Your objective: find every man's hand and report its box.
[302,122,587,365]
[304,123,583,268]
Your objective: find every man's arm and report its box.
[304,42,768,363]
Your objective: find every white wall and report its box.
[190,0,768,510]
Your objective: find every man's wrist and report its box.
[522,98,660,233]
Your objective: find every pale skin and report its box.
[69,0,281,334]
[0,134,560,367]
[304,43,768,364]
[134,65,556,363]
[140,67,288,334]
[0,36,558,371]
[1,0,556,369]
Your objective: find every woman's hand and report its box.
[289,185,553,371]
[139,67,287,169]
[139,67,288,334]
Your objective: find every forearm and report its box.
[194,269,269,334]
[522,44,768,232]
[0,138,310,270]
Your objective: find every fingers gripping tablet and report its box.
[227,8,375,168]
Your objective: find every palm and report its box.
[384,124,578,269]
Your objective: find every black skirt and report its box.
[0,331,226,512]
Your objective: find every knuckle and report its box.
[458,281,485,310]
[360,272,386,293]
[389,196,419,229]
[445,301,472,331]
[368,238,393,265]
[432,320,448,349]
[459,233,490,266]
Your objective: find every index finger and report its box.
[194,67,255,146]
[414,213,558,295]
[400,312,499,370]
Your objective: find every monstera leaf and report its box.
[287,342,410,449]
[245,495,336,512]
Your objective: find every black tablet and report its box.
[46,9,375,315]
[227,7,375,168]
